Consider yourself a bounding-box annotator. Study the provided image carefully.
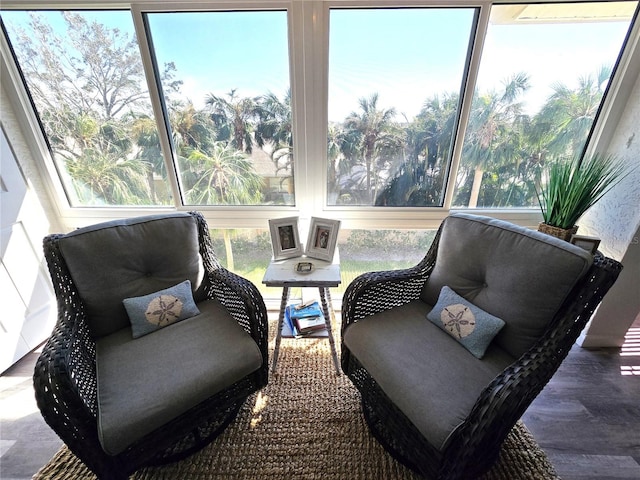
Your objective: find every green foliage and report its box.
[5,11,619,210]
[344,229,436,256]
[536,154,631,229]
[182,144,264,205]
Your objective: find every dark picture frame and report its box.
[570,234,601,254]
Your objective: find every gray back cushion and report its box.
[421,213,593,358]
[58,213,205,338]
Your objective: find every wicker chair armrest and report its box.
[39,234,99,412]
[341,267,432,326]
[340,224,442,373]
[33,306,100,453]
[205,267,269,345]
[341,222,442,333]
[189,211,269,373]
[439,252,623,479]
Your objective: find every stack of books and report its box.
[284,301,327,337]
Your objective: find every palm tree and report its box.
[255,91,292,169]
[327,124,345,203]
[184,143,264,270]
[131,115,165,204]
[462,72,530,207]
[383,93,460,206]
[254,90,293,194]
[205,89,258,153]
[411,93,459,170]
[47,110,152,205]
[533,66,611,159]
[65,149,150,205]
[170,101,217,154]
[185,144,263,205]
[343,93,404,203]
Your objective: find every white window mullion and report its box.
[442,2,491,210]
[130,5,183,209]
[290,0,329,224]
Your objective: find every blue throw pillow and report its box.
[123,280,201,338]
[427,286,505,359]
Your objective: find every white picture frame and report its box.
[269,217,304,260]
[305,217,341,262]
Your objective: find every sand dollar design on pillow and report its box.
[123,280,200,338]
[145,294,184,327]
[441,304,476,339]
[427,286,505,359]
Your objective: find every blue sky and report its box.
[2,6,634,121]
[328,7,632,119]
[328,8,475,120]
[147,10,290,106]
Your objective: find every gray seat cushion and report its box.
[343,300,515,451]
[58,213,205,338]
[421,213,593,358]
[95,300,263,455]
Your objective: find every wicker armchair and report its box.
[341,213,622,480]
[34,212,268,480]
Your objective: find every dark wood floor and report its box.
[1,316,639,480]
[521,319,640,480]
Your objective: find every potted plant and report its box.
[536,153,630,241]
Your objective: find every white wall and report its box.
[1,80,63,371]
[1,82,63,234]
[578,57,640,347]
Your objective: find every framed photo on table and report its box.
[269,217,304,260]
[305,217,341,262]
[570,234,601,254]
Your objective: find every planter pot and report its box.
[538,223,578,242]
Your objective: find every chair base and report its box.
[345,353,442,479]
[361,398,425,475]
[148,398,245,467]
[347,351,499,480]
[83,395,250,480]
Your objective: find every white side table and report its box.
[262,254,341,375]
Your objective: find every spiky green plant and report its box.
[536,154,630,230]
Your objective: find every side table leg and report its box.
[319,287,341,376]
[325,289,336,323]
[271,286,289,376]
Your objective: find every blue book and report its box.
[281,302,328,338]
[289,301,323,319]
[283,304,299,337]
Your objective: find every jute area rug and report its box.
[34,321,560,480]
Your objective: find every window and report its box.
[2,10,171,207]
[1,1,638,227]
[454,1,637,208]
[209,226,435,301]
[327,7,477,207]
[338,228,436,294]
[145,10,293,206]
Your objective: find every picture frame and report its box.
[570,234,601,254]
[269,217,304,260]
[305,217,341,262]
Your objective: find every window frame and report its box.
[1,0,638,232]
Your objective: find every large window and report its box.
[454,2,637,208]
[145,10,293,206]
[1,1,638,223]
[2,10,171,207]
[209,226,435,301]
[327,7,476,207]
